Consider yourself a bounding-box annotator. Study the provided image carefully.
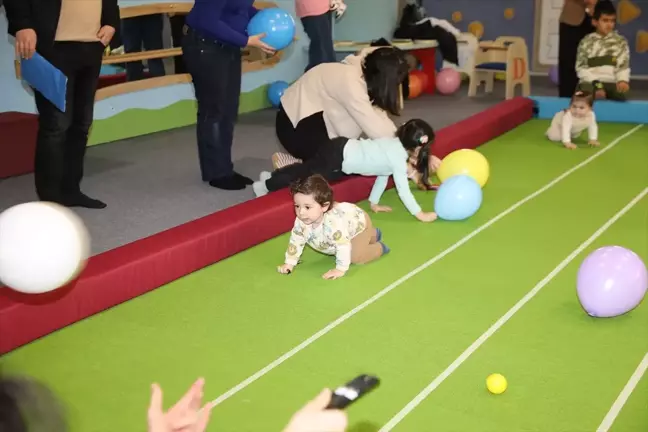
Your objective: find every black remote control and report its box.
[326,374,380,410]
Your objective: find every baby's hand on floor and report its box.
[588,140,600,147]
[322,269,345,280]
[563,142,577,150]
[370,203,392,213]
[278,264,294,274]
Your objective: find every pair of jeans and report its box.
[182,26,241,181]
[301,12,336,72]
[121,14,166,81]
[34,41,104,201]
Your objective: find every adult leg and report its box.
[121,17,145,81]
[266,137,347,192]
[558,16,594,98]
[430,24,459,66]
[275,104,330,161]
[182,30,249,189]
[218,46,252,186]
[141,14,166,77]
[350,213,384,265]
[265,161,315,192]
[558,23,579,98]
[33,52,75,202]
[301,12,336,72]
[59,42,106,208]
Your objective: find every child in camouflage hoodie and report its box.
[576,0,630,101]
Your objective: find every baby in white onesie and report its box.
[546,91,600,150]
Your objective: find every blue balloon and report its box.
[434,175,483,221]
[247,8,296,51]
[267,80,289,107]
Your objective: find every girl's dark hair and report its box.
[397,119,435,189]
[290,175,334,209]
[363,47,409,116]
[572,90,594,106]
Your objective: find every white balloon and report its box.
[0,202,90,294]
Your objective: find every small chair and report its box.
[467,36,531,99]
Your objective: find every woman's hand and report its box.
[97,26,116,46]
[370,203,392,213]
[416,211,438,222]
[278,264,295,274]
[247,33,276,55]
[283,389,348,432]
[15,29,37,59]
[147,379,214,432]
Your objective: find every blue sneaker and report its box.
[380,242,390,255]
[375,228,382,242]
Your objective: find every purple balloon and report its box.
[577,246,648,318]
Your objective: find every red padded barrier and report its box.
[0,112,38,179]
[0,97,533,354]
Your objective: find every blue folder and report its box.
[20,53,68,112]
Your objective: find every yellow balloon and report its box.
[437,149,490,187]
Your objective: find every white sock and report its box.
[253,181,268,197]
[253,171,272,197]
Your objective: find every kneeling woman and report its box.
[273,47,409,168]
[255,119,440,223]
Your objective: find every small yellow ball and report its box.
[486,373,507,395]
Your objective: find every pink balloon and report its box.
[577,246,648,318]
[436,68,461,95]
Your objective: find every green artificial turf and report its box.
[1,121,646,432]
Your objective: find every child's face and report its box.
[594,13,616,36]
[570,100,592,118]
[293,193,328,225]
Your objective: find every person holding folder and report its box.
[5,0,120,209]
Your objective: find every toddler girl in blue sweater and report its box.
[253,119,440,222]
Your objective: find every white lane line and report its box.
[596,352,648,432]
[209,124,644,407]
[379,187,648,432]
